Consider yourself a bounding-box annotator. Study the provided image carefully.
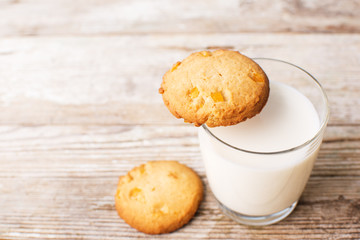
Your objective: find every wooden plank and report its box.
[0,185,359,239]
[0,124,359,239]
[0,34,359,125]
[0,0,359,36]
[0,125,358,177]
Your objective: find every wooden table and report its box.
[0,1,359,239]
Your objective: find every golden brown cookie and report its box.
[115,161,203,234]
[159,50,270,127]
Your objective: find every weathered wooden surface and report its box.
[0,34,359,126]
[0,124,359,239]
[0,1,360,239]
[0,0,360,36]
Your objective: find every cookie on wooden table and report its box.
[115,161,203,234]
[159,50,270,127]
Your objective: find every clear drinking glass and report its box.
[198,58,329,226]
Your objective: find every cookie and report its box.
[159,50,270,127]
[115,161,203,234]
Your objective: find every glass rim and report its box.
[201,57,330,155]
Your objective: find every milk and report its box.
[199,81,323,216]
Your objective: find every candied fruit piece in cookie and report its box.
[159,50,270,127]
[190,87,199,99]
[211,91,224,102]
[171,61,181,72]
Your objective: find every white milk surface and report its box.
[199,81,322,216]
[210,81,320,153]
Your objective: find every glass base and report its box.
[217,199,298,226]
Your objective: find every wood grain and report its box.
[0,1,359,239]
[0,34,359,126]
[0,36,359,238]
[0,0,359,36]
[0,125,359,239]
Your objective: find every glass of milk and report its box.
[198,58,329,226]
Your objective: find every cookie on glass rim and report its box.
[159,50,270,127]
